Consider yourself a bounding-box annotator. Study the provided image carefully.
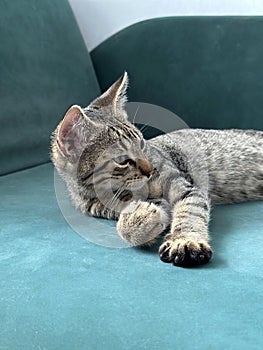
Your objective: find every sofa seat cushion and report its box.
[1,163,263,349]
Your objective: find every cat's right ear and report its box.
[87,72,129,118]
[56,105,96,159]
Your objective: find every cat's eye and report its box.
[114,156,135,166]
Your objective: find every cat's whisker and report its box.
[132,104,141,124]
[109,187,126,210]
[104,184,125,210]
[140,123,150,134]
[103,190,119,210]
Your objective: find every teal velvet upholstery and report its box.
[1,13,263,350]
[91,17,263,131]
[0,0,100,175]
[1,163,263,349]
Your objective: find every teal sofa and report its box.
[1,1,263,349]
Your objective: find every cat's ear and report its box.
[88,72,128,115]
[56,105,97,159]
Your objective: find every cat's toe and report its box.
[159,240,174,263]
[159,239,212,267]
[173,243,212,267]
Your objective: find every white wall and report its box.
[68,0,263,51]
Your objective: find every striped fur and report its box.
[51,73,263,268]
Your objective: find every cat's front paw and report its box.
[159,238,212,267]
[117,201,168,246]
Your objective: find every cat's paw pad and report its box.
[159,239,212,267]
[117,201,168,246]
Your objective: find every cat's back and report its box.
[150,128,263,160]
[148,128,263,204]
[151,128,262,149]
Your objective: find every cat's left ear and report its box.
[88,72,128,116]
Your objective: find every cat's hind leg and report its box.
[159,188,212,267]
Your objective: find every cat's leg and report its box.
[159,188,212,267]
[117,200,170,246]
[83,198,119,220]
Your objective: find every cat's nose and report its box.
[137,159,154,178]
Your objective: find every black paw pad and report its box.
[159,240,213,268]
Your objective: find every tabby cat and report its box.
[51,72,263,267]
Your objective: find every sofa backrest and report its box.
[0,0,100,175]
[91,17,263,131]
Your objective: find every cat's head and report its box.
[51,72,154,207]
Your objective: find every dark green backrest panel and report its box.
[0,0,100,175]
[91,17,263,131]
